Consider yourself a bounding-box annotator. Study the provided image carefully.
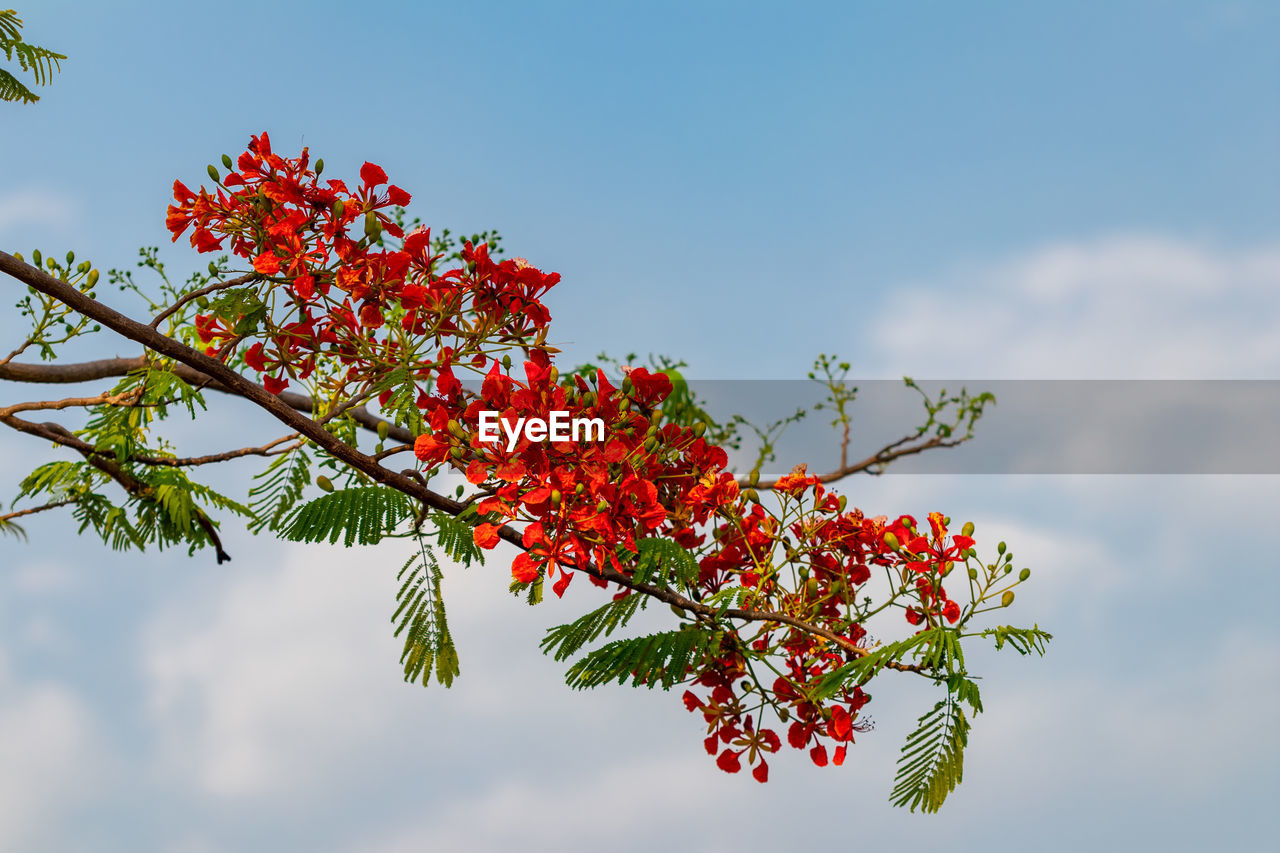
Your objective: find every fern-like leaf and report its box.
[0,66,34,103]
[281,486,414,546]
[428,509,485,567]
[0,9,65,104]
[540,594,644,662]
[889,691,970,813]
[563,626,723,691]
[624,537,700,589]
[248,446,311,533]
[0,515,27,540]
[393,544,459,687]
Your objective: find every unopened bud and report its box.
[207,164,220,183]
[550,490,562,507]
[574,483,585,495]
[968,567,978,580]
[364,212,382,240]
[1018,568,1031,582]
[377,421,390,441]
[997,541,1006,554]
[883,531,900,550]
[837,495,848,513]
[221,154,234,170]
[315,157,324,176]
[208,261,219,276]
[692,422,707,438]
[748,468,760,486]
[65,250,75,264]
[643,437,658,452]
[596,498,609,513]
[31,249,41,267]
[86,269,99,288]
[742,488,760,503]
[332,199,345,218]
[1001,590,1015,607]
[316,475,335,492]
[961,521,975,538]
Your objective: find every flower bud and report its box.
[86,269,99,288]
[549,366,559,384]
[208,261,219,276]
[804,578,820,598]
[332,199,345,218]
[742,488,760,503]
[883,531,900,550]
[550,490,562,507]
[451,446,464,460]
[961,521,975,538]
[316,475,335,492]
[837,495,848,513]
[65,250,75,265]
[364,212,382,240]
[968,567,978,580]
[31,249,41,267]
[1001,590,1015,607]
[574,483,585,495]
[502,354,512,370]
[997,541,1006,554]
[748,468,760,486]
[1018,568,1031,582]
[207,164,220,183]
[447,419,465,439]
[643,437,658,452]
[596,498,609,513]
[377,421,390,441]
[692,422,707,437]
[314,157,324,176]
[221,154,234,170]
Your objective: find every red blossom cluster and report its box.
[165,135,984,783]
[167,132,557,395]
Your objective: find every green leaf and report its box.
[889,690,970,813]
[540,594,645,662]
[981,625,1053,656]
[247,445,311,533]
[622,537,699,589]
[563,626,722,691]
[393,544,459,688]
[281,486,414,546]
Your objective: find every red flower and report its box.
[473,523,502,550]
[360,162,388,188]
[511,552,540,584]
[716,749,742,773]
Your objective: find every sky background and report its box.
[1,1,1278,850]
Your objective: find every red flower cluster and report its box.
[167,135,985,784]
[167,132,557,396]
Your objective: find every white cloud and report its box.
[357,753,741,853]
[0,187,77,232]
[0,651,97,853]
[863,235,1280,378]
[972,628,1280,798]
[140,540,615,799]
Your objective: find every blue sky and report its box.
[1,2,1278,851]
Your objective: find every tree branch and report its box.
[0,250,921,670]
